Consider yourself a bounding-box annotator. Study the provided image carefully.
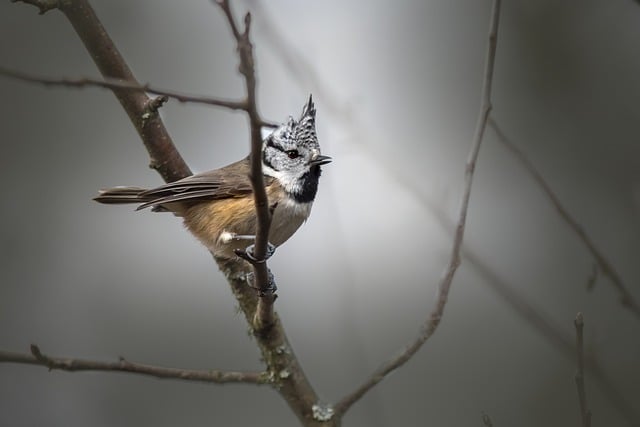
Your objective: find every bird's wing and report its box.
[137,158,272,210]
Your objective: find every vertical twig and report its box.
[482,412,494,427]
[574,312,592,427]
[215,1,276,326]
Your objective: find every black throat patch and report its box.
[290,165,322,203]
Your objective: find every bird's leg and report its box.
[230,233,276,263]
[243,241,277,262]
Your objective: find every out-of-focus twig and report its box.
[250,0,639,423]
[489,119,640,320]
[574,313,592,427]
[334,0,503,414]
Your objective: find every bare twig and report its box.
[489,119,640,320]
[574,313,592,427]
[465,241,637,424]
[214,2,326,424]
[0,345,267,384]
[0,66,248,111]
[10,0,58,14]
[334,0,502,414]
[215,1,273,306]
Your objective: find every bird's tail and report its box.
[93,186,149,205]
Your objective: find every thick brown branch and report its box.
[0,66,247,111]
[489,119,640,320]
[574,313,592,427]
[0,345,267,384]
[216,259,327,426]
[334,0,502,415]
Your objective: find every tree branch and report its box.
[10,1,326,425]
[0,345,267,384]
[334,0,502,415]
[0,66,248,111]
[212,3,328,424]
[214,0,275,323]
[489,118,640,320]
[574,313,592,427]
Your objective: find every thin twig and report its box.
[0,345,267,384]
[215,0,275,316]
[214,2,325,424]
[10,0,58,15]
[482,412,494,427]
[574,313,592,427]
[489,119,640,320]
[0,66,247,111]
[334,0,502,414]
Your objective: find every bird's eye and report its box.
[286,150,299,159]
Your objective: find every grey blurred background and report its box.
[1,0,639,426]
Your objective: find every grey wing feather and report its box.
[135,158,264,210]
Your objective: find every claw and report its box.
[241,242,276,263]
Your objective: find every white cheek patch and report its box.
[262,164,300,194]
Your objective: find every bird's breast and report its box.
[269,196,313,247]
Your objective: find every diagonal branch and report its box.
[489,119,640,320]
[250,2,638,422]
[0,345,267,384]
[334,0,502,415]
[0,66,248,111]
[10,0,58,15]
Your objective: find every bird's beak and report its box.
[309,155,332,166]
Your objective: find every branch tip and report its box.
[12,0,59,14]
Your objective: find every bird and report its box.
[94,95,331,262]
